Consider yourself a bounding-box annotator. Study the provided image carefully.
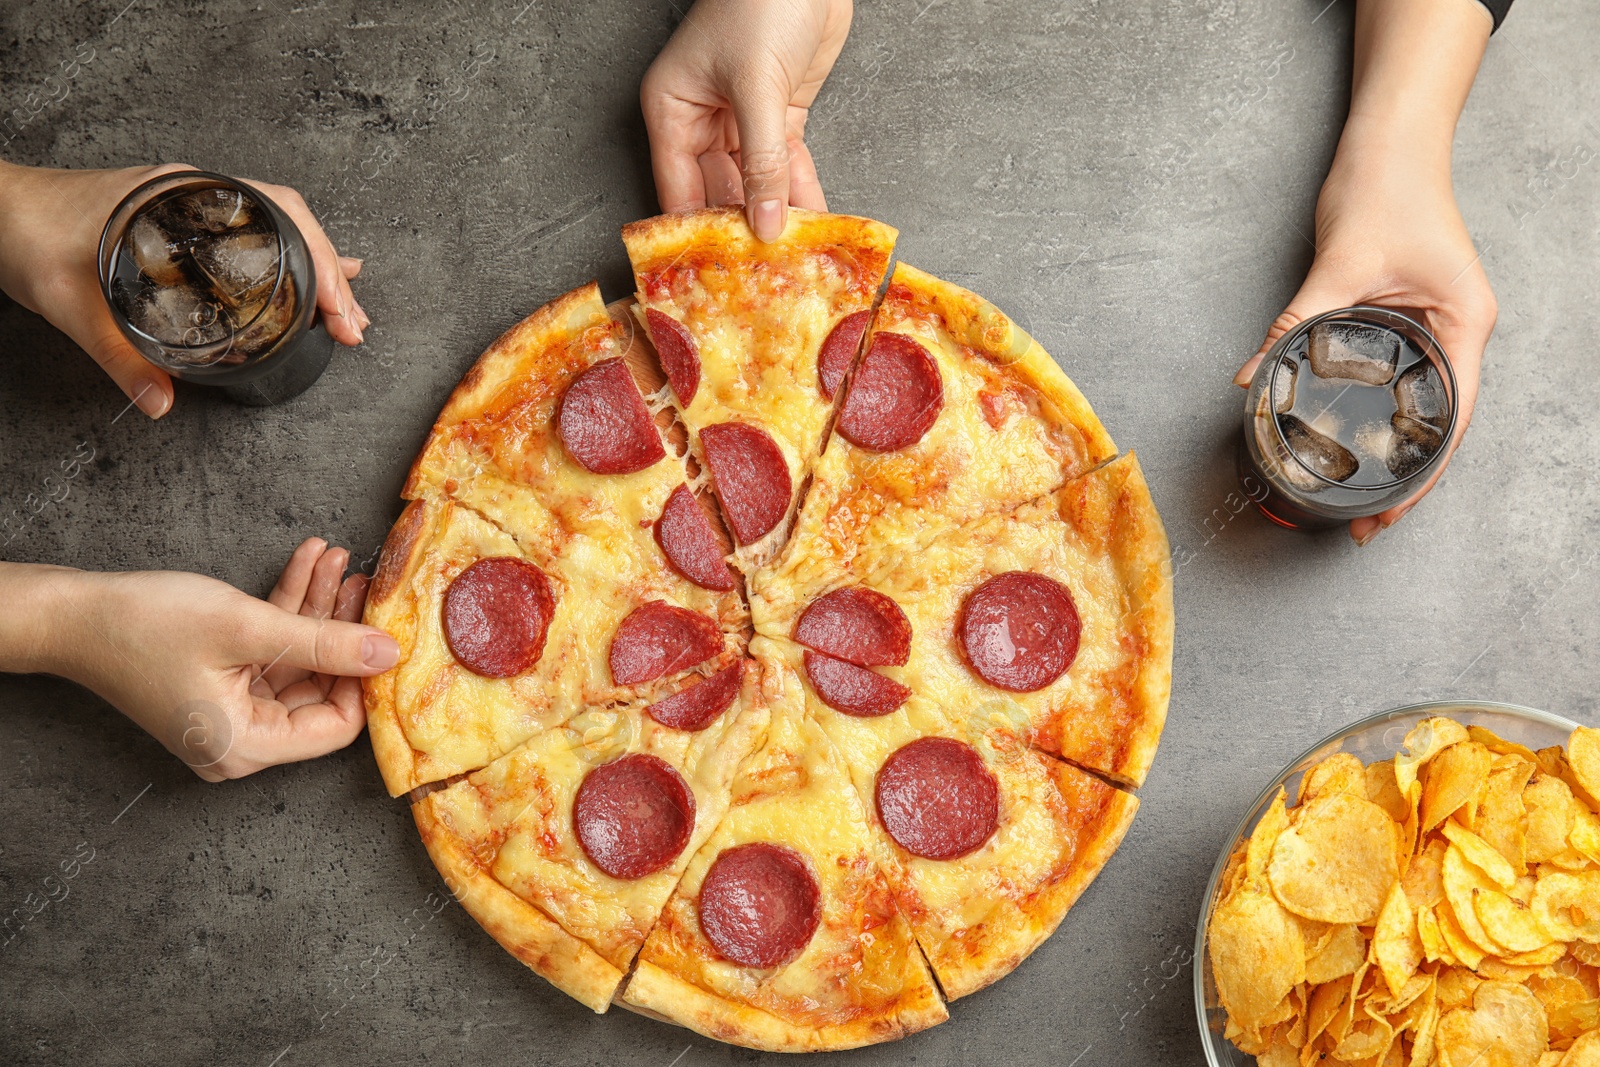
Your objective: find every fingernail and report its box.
[134,380,170,418]
[1354,526,1381,548]
[361,633,399,670]
[751,199,783,242]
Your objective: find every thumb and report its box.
[1233,267,1358,388]
[62,276,173,418]
[729,71,795,242]
[240,600,399,677]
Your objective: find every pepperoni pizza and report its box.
[364,207,1173,1052]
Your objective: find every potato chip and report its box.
[1306,922,1368,985]
[1374,882,1422,997]
[1437,898,1491,970]
[1371,973,1434,1018]
[1406,838,1449,909]
[1365,757,1410,823]
[1435,981,1549,1067]
[1557,1029,1600,1066]
[1528,777,1580,865]
[1411,993,1443,1066]
[1437,966,1484,1011]
[1419,906,1454,964]
[1472,726,1543,765]
[1398,718,1471,796]
[1571,806,1600,868]
[1306,976,1348,1047]
[1574,941,1600,968]
[1567,728,1600,811]
[1538,746,1568,780]
[1210,883,1307,1027]
[1480,760,1536,876]
[1444,818,1519,888]
[1301,752,1367,806]
[1333,1016,1394,1061]
[1533,872,1600,943]
[1250,789,1292,885]
[1479,888,1559,954]
[1269,793,1402,924]
[1296,915,1335,958]
[1257,1036,1300,1067]
[1423,742,1494,834]
[1444,844,1514,955]
[1403,781,1423,861]
[1503,942,1568,967]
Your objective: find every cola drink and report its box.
[98,171,333,406]
[1239,308,1457,530]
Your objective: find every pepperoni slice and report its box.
[442,557,554,678]
[644,308,701,406]
[793,587,911,668]
[558,357,666,475]
[698,843,821,968]
[573,754,695,880]
[609,601,724,686]
[699,422,791,546]
[817,309,872,400]
[875,738,999,861]
[959,572,1080,693]
[647,662,743,731]
[654,484,736,592]
[803,651,909,718]
[836,332,943,452]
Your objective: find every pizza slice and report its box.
[621,208,897,562]
[753,452,1172,788]
[620,658,947,1051]
[412,661,767,1013]
[752,634,1139,999]
[364,492,744,796]
[750,262,1117,622]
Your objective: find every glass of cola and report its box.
[97,170,333,406]
[1239,307,1457,530]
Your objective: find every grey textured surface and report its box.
[1,0,1597,1064]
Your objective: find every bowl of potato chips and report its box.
[1195,700,1600,1067]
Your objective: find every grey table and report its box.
[2,1,1595,1064]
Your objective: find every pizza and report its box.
[363,207,1173,1052]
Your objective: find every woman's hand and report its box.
[13,538,398,781]
[1234,139,1496,545]
[0,161,368,419]
[641,0,852,240]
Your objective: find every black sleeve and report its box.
[1478,0,1512,31]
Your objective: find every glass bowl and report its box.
[1192,700,1581,1066]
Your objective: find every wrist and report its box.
[0,562,97,677]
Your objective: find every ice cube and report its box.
[1307,322,1400,385]
[1271,355,1296,414]
[174,187,259,233]
[125,214,188,287]
[1281,414,1359,483]
[128,284,231,347]
[191,230,280,314]
[1394,361,1448,430]
[1387,414,1443,480]
[226,277,299,359]
[1352,420,1396,466]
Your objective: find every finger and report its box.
[57,275,174,418]
[244,694,367,768]
[301,546,349,622]
[699,151,745,207]
[786,135,827,212]
[331,573,368,624]
[267,537,328,613]
[238,600,399,678]
[1234,268,1357,387]
[338,256,363,280]
[242,181,365,346]
[641,67,714,213]
[727,71,796,240]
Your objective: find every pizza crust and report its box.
[621,957,946,1053]
[413,795,626,1013]
[364,498,429,796]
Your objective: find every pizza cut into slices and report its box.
[620,659,947,1051]
[752,635,1138,999]
[754,452,1171,788]
[621,208,897,562]
[412,660,767,1012]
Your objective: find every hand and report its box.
[641,0,851,240]
[1233,137,1496,546]
[34,538,398,781]
[0,161,369,419]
